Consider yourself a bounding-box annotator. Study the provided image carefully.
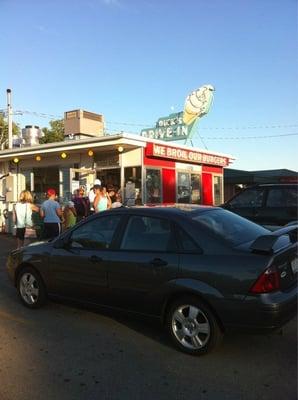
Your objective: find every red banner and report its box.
[145,143,229,167]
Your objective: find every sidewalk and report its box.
[0,234,17,258]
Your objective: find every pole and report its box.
[6,89,13,149]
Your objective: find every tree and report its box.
[40,119,64,144]
[0,112,20,149]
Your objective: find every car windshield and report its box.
[191,208,269,246]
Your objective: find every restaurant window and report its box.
[145,169,161,203]
[177,172,202,204]
[33,167,59,203]
[177,172,190,203]
[124,166,142,205]
[213,175,223,206]
[190,174,201,204]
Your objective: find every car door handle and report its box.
[89,255,103,263]
[150,258,168,267]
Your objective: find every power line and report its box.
[202,133,298,140]
[1,108,297,131]
[106,121,298,130]
[104,129,298,140]
[1,108,298,141]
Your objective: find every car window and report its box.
[70,216,121,250]
[176,225,202,253]
[120,216,176,252]
[229,188,264,208]
[285,188,298,207]
[266,188,284,207]
[267,187,297,207]
[191,209,269,246]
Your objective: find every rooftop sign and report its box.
[141,85,215,142]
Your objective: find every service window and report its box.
[70,216,121,250]
[213,175,223,206]
[177,172,190,203]
[145,169,161,203]
[124,166,142,204]
[120,216,175,252]
[191,174,201,204]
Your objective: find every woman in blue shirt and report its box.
[40,188,62,239]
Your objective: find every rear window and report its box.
[191,209,269,246]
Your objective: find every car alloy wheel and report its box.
[17,267,47,309]
[167,296,223,355]
[172,304,211,350]
[19,272,40,305]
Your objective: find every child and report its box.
[64,201,77,229]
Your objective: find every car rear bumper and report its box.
[218,285,297,332]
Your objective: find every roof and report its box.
[224,168,298,184]
[0,132,234,162]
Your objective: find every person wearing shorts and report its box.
[40,189,62,239]
[13,190,39,249]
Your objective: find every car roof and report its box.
[100,204,217,218]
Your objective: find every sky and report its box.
[1,0,297,171]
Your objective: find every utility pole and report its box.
[7,88,13,149]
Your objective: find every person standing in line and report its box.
[111,191,123,208]
[40,188,62,239]
[93,185,112,212]
[73,186,90,221]
[13,190,39,249]
[88,178,101,213]
[63,200,77,229]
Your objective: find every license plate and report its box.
[291,258,298,274]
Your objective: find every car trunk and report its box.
[270,244,297,291]
[235,226,297,292]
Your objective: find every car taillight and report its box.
[250,266,280,294]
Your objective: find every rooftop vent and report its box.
[64,109,105,140]
[21,125,44,146]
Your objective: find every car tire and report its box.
[17,267,47,309]
[166,296,223,355]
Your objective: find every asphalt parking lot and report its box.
[0,234,297,400]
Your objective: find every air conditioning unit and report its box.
[64,109,105,139]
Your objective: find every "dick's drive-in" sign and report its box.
[141,85,215,142]
[141,112,190,141]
